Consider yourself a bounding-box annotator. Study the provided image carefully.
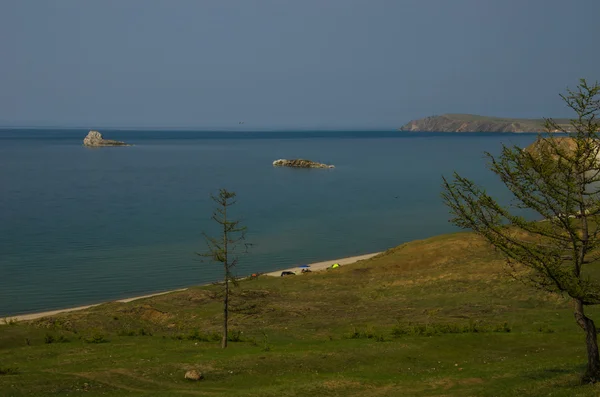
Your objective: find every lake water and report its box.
[0,129,539,316]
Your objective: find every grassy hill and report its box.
[1,232,599,396]
[399,114,573,133]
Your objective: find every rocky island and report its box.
[83,130,130,147]
[398,114,572,133]
[273,159,334,168]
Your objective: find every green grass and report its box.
[2,232,600,396]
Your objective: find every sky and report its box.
[1,0,599,130]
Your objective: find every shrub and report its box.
[2,318,18,326]
[536,324,555,333]
[261,331,272,352]
[346,326,385,341]
[44,334,70,344]
[119,328,153,337]
[493,322,512,333]
[227,330,244,342]
[84,334,108,344]
[0,367,19,375]
[184,330,221,342]
[391,321,512,337]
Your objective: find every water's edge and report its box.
[3,251,381,321]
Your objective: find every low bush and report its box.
[346,326,386,342]
[2,318,18,326]
[392,320,511,337]
[44,334,70,344]
[228,330,245,342]
[176,330,221,342]
[0,367,19,375]
[118,328,153,337]
[535,324,555,333]
[84,334,108,344]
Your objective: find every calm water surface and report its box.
[0,130,538,316]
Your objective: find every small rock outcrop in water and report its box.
[83,130,130,147]
[272,159,334,168]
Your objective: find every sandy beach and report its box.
[263,252,381,276]
[3,252,381,323]
[4,288,189,322]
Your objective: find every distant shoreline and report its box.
[2,252,381,322]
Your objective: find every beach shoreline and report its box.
[262,252,380,276]
[2,251,381,322]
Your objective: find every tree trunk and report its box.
[574,299,600,383]
[222,278,228,349]
[222,200,229,349]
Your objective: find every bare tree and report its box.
[442,79,600,382]
[199,189,247,349]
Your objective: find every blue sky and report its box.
[1,0,599,129]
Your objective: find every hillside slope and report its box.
[2,232,600,395]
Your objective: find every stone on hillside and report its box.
[83,130,130,147]
[184,369,204,381]
[272,159,334,169]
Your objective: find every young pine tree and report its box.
[199,189,247,349]
[442,79,600,382]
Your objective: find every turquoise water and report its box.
[0,130,538,316]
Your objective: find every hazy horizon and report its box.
[2,0,599,130]
[0,124,398,131]
[0,112,575,132]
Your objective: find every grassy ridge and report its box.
[1,232,599,396]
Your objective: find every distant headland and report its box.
[398,114,572,133]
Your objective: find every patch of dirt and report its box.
[32,316,76,331]
[388,273,457,287]
[322,379,366,390]
[118,305,172,324]
[64,369,215,396]
[64,370,148,393]
[460,378,484,385]
[437,377,485,390]
[236,289,273,299]
[170,290,214,304]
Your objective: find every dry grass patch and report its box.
[118,305,172,324]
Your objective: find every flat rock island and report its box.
[83,130,130,147]
[272,159,334,169]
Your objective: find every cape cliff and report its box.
[398,114,571,133]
